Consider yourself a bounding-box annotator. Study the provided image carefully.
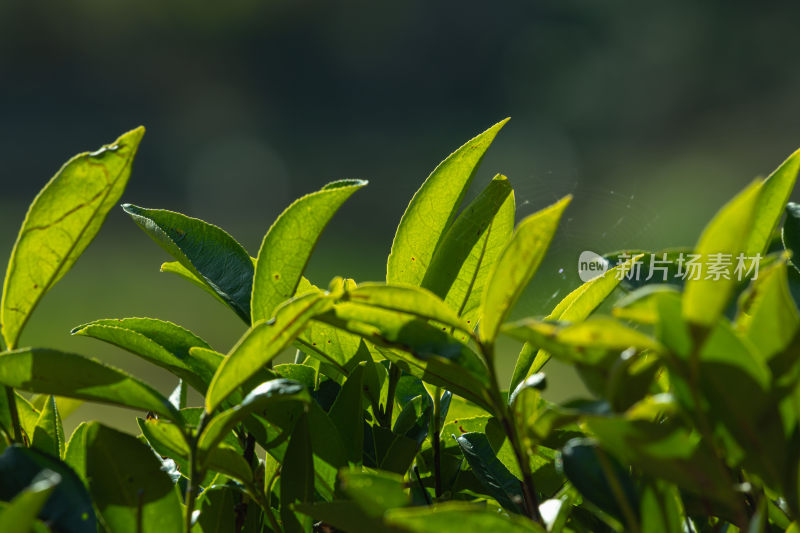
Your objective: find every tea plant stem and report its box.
[483,342,543,524]
[185,448,199,532]
[4,386,22,443]
[687,327,749,528]
[432,387,443,498]
[184,413,209,532]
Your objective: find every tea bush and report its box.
[1,120,800,532]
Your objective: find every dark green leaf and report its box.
[85,423,183,533]
[559,438,639,528]
[0,444,97,533]
[122,204,254,322]
[0,469,59,533]
[280,413,314,533]
[456,432,525,514]
[328,363,365,464]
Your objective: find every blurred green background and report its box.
[2,1,800,433]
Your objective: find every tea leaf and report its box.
[252,179,366,322]
[0,445,96,533]
[199,378,310,453]
[747,147,800,254]
[159,260,231,308]
[456,432,525,514]
[384,502,545,532]
[0,469,58,533]
[1,127,144,349]
[122,205,254,322]
[421,174,515,329]
[479,196,571,344]
[206,291,333,412]
[736,260,799,360]
[328,363,365,464]
[281,413,314,533]
[84,423,183,533]
[683,180,761,327]
[31,396,64,459]
[71,317,216,393]
[344,283,471,336]
[0,348,181,423]
[388,119,508,286]
[559,438,639,527]
[510,256,638,392]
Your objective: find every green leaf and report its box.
[0,469,59,533]
[84,423,183,533]
[0,348,181,423]
[198,379,310,454]
[503,316,662,365]
[1,127,144,349]
[31,396,64,459]
[160,260,232,308]
[328,363,365,464]
[479,195,572,343]
[195,485,240,533]
[343,282,472,336]
[314,305,493,409]
[63,422,89,484]
[421,174,515,329]
[747,147,800,254]
[639,482,684,533]
[509,256,638,392]
[122,204,254,322]
[683,180,762,327]
[388,119,509,286]
[736,260,800,360]
[783,202,800,272]
[252,179,367,322]
[384,502,545,532]
[205,291,333,412]
[338,468,410,515]
[281,413,314,533]
[0,444,97,532]
[13,394,39,444]
[559,438,639,528]
[456,432,525,514]
[71,317,216,393]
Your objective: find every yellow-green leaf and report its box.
[510,255,641,392]
[421,174,515,333]
[206,292,333,412]
[746,147,800,254]
[251,179,366,322]
[387,119,508,286]
[479,195,571,343]
[683,180,762,327]
[1,127,144,349]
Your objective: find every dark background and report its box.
[2,1,800,430]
